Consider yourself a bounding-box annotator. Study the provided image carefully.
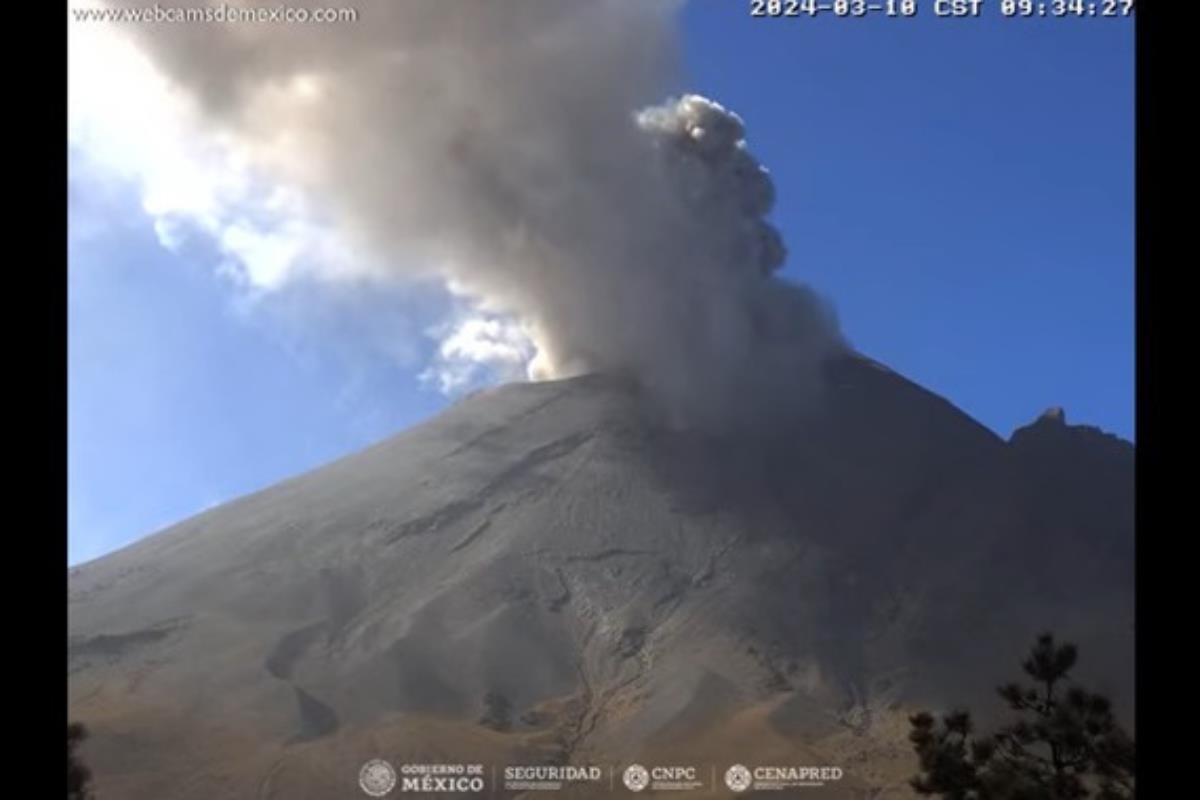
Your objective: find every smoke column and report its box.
[80,0,846,429]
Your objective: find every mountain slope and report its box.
[67,353,1134,799]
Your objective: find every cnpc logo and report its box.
[623,763,703,792]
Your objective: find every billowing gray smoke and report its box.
[103,0,846,428]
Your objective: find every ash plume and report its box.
[81,0,846,428]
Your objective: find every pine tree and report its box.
[68,721,94,800]
[909,634,1134,800]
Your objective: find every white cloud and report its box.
[67,23,361,294]
[67,22,533,395]
[420,311,536,396]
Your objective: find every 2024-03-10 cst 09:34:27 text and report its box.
[750,0,1135,18]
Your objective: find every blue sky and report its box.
[67,6,1133,566]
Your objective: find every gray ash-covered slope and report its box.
[67,353,1134,799]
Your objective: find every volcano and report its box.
[67,353,1134,799]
